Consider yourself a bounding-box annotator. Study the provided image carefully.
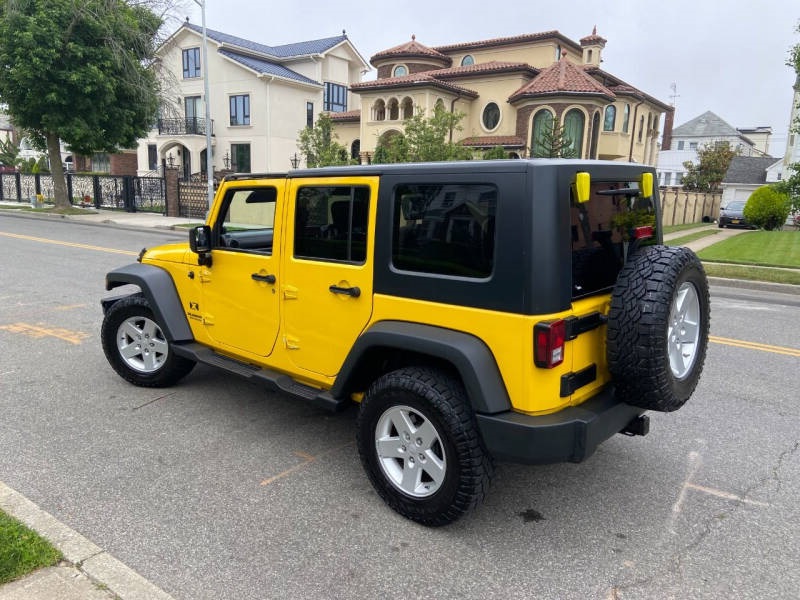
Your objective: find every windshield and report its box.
[725,201,746,211]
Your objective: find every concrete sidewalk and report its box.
[0,482,174,600]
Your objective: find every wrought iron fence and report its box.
[0,172,166,213]
[157,117,214,137]
[178,180,208,218]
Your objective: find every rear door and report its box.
[281,177,377,377]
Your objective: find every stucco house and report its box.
[657,111,772,187]
[331,28,669,165]
[135,21,368,176]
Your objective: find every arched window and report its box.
[388,98,399,120]
[373,99,386,121]
[563,109,585,158]
[590,112,601,158]
[622,104,630,133]
[460,55,474,66]
[401,97,413,119]
[351,139,360,161]
[482,102,501,130]
[638,115,645,142]
[435,98,445,112]
[393,65,407,77]
[530,109,554,158]
[603,105,616,131]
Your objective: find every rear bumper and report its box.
[476,387,644,465]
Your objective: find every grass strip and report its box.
[663,222,713,234]
[697,230,800,268]
[0,509,62,584]
[702,263,800,286]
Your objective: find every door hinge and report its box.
[283,285,299,300]
[284,335,300,350]
[199,268,212,283]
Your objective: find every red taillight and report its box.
[534,320,566,368]
[634,225,654,240]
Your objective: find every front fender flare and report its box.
[103,263,193,342]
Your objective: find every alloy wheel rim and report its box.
[375,405,447,498]
[116,316,169,373]
[668,281,701,379]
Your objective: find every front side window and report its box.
[324,82,347,112]
[182,47,200,78]
[217,188,277,254]
[294,186,369,263]
[230,95,250,126]
[392,183,496,279]
[231,143,251,172]
[603,105,616,131]
[482,102,501,131]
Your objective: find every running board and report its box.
[172,342,346,412]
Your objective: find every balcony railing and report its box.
[157,117,214,136]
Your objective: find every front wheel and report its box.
[356,367,493,526]
[101,295,195,387]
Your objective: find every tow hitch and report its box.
[620,414,650,437]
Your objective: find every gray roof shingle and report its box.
[219,50,320,85]
[673,111,739,138]
[186,23,346,59]
[722,156,778,184]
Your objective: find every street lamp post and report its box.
[193,0,214,211]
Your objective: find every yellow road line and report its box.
[0,232,138,256]
[710,335,800,358]
[0,322,88,345]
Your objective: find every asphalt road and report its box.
[1,214,799,600]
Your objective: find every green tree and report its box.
[0,138,20,168]
[744,185,791,230]
[532,120,576,158]
[482,145,508,160]
[681,142,739,191]
[0,0,162,209]
[373,105,472,163]
[777,23,800,213]
[297,113,352,168]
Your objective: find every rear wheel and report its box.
[356,367,493,526]
[607,245,709,412]
[101,295,195,387]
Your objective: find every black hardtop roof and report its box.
[222,159,654,182]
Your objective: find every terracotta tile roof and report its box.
[328,109,361,122]
[509,57,615,102]
[433,31,580,54]
[351,72,479,97]
[583,66,670,109]
[432,61,539,79]
[371,35,451,64]
[459,135,526,148]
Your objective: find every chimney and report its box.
[661,107,675,151]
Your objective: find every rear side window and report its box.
[294,186,369,263]
[392,183,496,279]
[571,181,656,298]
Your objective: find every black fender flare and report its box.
[333,321,511,414]
[103,263,193,343]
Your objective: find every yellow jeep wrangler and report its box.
[101,160,709,525]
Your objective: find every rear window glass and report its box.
[392,183,496,279]
[571,181,656,298]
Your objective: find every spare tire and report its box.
[607,245,710,412]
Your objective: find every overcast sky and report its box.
[179,0,799,157]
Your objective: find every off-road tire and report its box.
[356,367,493,526]
[101,295,195,388]
[607,245,709,412]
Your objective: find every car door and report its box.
[281,177,377,377]
[197,184,283,357]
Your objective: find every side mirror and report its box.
[574,172,590,203]
[189,225,212,266]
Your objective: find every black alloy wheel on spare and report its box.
[101,295,195,388]
[356,367,494,526]
[607,245,710,412]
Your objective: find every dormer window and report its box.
[460,55,474,66]
[393,65,408,77]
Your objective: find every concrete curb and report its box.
[0,207,189,238]
[0,481,174,600]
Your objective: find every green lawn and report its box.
[0,509,62,584]
[697,230,800,269]
[663,222,712,234]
